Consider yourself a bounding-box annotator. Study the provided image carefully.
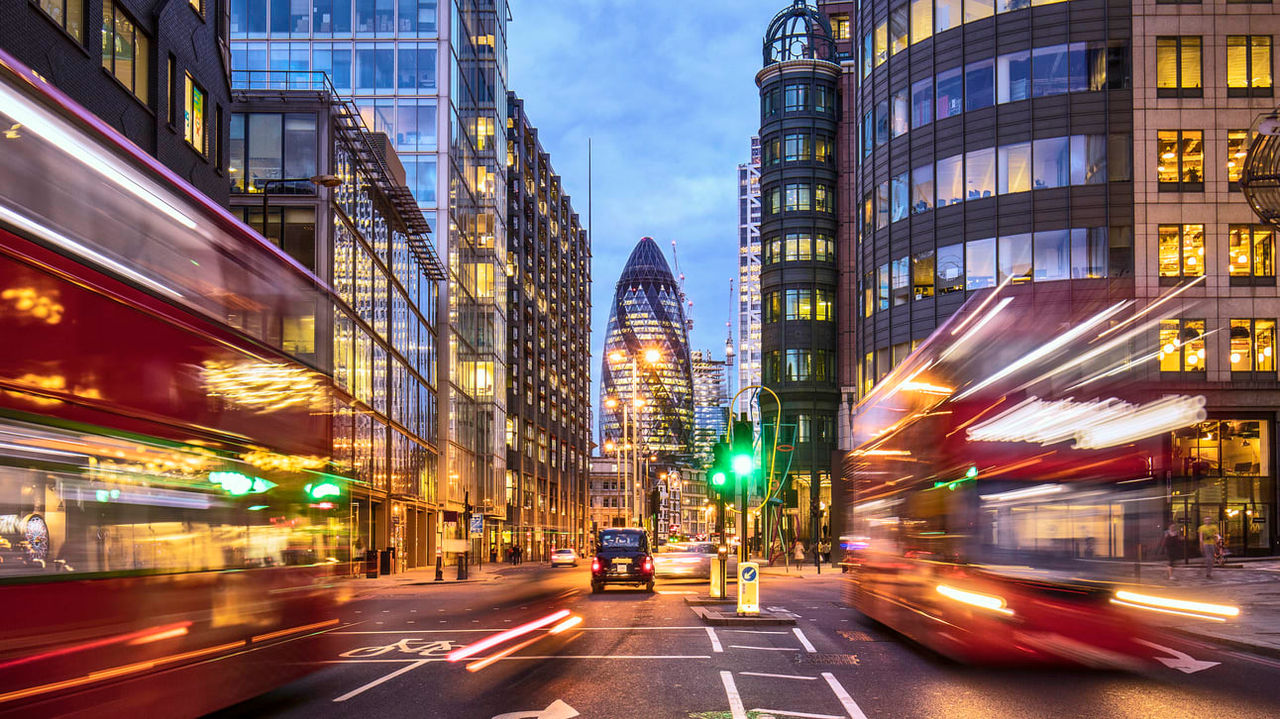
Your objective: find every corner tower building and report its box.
[757,1,842,543]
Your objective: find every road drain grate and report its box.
[838,630,875,642]
[796,653,861,665]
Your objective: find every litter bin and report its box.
[379,548,394,575]
[364,549,378,579]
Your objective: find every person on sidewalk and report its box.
[792,539,805,563]
[1198,517,1221,578]
[1158,524,1183,580]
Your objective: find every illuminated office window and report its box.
[1156,36,1202,97]
[1227,130,1248,189]
[184,74,207,154]
[1228,224,1274,279]
[36,0,84,40]
[830,13,850,41]
[1158,224,1205,278]
[102,0,150,103]
[1156,130,1204,191]
[1227,36,1272,97]
[1230,319,1276,372]
[1159,319,1207,373]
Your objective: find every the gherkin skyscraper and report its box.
[600,238,695,458]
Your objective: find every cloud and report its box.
[508,1,779,426]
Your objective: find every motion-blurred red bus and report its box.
[0,50,351,716]
[839,283,1239,667]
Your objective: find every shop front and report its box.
[1170,418,1276,556]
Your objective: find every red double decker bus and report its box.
[839,284,1239,668]
[0,50,351,716]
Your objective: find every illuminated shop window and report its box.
[1159,319,1207,373]
[1227,36,1272,97]
[1156,130,1204,191]
[1227,130,1248,189]
[1227,224,1274,278]
[1158,224,1205,278]
[1156,36,1202,97]
[1229,319,1276,372]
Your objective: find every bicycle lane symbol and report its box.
[339,637,460,659]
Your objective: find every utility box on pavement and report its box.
[737,562,759,615]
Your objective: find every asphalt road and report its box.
[211,566,1280,718]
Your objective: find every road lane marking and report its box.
[793,628,817,653]
[731,646,799,652]
[821,672,868,719]
[333,660,428,702]
[484,655,711,660]
[750,709,842,719]
[706,627,723,653]
[725,630,788,635]
[332,627,706,635]
[739,672,817,681]
[657,590,696,595]
[720,671,748,719]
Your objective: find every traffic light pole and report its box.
[715,492,727,598]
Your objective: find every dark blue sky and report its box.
[507,0,781,402]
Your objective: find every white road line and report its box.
[486,654,712,660]
[657,590,696,595]
[750,709,843,719]
[318,659,448,664]
[725,630,788,635]
[731,645,800,652]
[822,672,869,719]
[706,627,723,653]
[793,628,817,653]
[331,626,707,635]
[738,672,817,681]
[720,670,748,719]
[333,660,428,702]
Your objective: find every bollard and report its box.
[435,554,444,581]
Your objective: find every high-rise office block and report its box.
[504,93,592,559]
[230,0,510,561]
[738,137,763,397]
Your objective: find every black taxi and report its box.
[590,528,654,593]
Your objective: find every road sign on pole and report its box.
[737,562,759,615]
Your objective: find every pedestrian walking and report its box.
[792,539,805,562]
[819,539,832,564]
[1157,524,1182,580]
[1198,517,1220,578]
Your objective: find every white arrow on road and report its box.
[491,699,579,719]
[1134,639,1221,674]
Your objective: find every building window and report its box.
[936,67,963,120]
[228,112,318,193]
[35,0,84,41]
[783,183,811,212]
[1227,36,1272,97]
[1155,37,1202,98]
[890,5,908,55]
[911,77,933,128]
[101,0,150,104]
[874,21,888,67]
[910,0,931,45]
[935,0,961,34]
[1156,130,1204,191]
[913,251,935,299]
[891,172,909,222]
[891,257,910,305]
[937,243,964,294]
[1229,319,1276,373]
[830,13,849,41]
[891,88,910,138]
[184,75,207,154]
[912,163,934,214]
[783,84,809,113]
[1228,130,1248,190]
[782,133,811,162]
[1228,224,1274,281]
[1159,319,1207,373]
[1157,224,1205,279]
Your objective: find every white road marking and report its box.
[750,709,842,719]
[1134,639,1221,674]
[657,590,696,595]
[822,672,869,719]
[706,627,723,653]
[720,670,748,719]
[332,627,707,635]
[739,672,817,681]
[731,645,799,652]
[793,628,817,653]
[725,630,788,634]
[486,655,711,660]
[333,659,428,702]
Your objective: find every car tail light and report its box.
[643,557,653,573]
[591,557,601,573]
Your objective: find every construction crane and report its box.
[725,278,735,368]
[670,239,694,333]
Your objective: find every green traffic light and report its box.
[710,471,727,487]
[731,454,753,476]
[306,481,342,499]
[966,465,978,479]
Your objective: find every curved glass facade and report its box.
[600,238,695,457]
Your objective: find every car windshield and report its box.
[599,532,643,549]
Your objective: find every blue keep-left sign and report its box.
[469,513,483,534]
[742,565,757,582]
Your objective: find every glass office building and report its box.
[231,0,511,562]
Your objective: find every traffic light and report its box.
[709,441,731,493]
[730,419,754,478]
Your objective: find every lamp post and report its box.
[608,347,663,528]
[257,174,341,243]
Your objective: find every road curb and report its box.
[690,606,797,626]
[684,595,737,606]
[1168,626,1280,661]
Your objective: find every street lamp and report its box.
[257,174,342,242]
[607,346,664,527]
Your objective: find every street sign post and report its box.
[737,562,759,615]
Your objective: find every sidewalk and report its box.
[1125,559,1280,658]
[339,561,549,595]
